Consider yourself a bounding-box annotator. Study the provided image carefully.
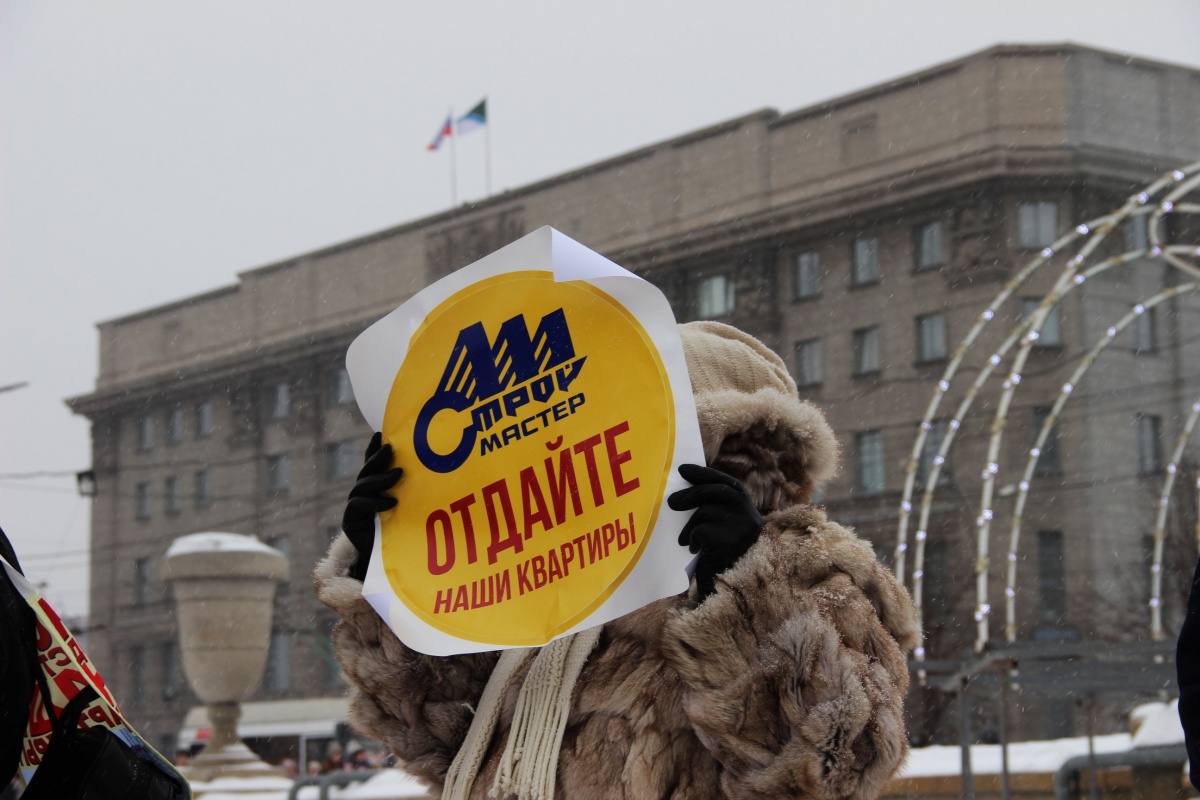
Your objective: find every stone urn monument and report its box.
[162,532,289,784]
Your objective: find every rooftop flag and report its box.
[427,113,453,152]
[456,99,487,135]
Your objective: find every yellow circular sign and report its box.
[380,271,675,646]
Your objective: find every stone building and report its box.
[68,43,1200,754]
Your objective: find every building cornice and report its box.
[609,143,1164,269]
[66,322,369,418]
[67,140,1179,419]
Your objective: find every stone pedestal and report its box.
[162,532,289,790]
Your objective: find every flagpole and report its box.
[449,108,458,207]
[485,97,492,197]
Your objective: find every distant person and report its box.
[321,743,344,774]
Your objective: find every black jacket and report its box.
[1177,556,1200,789]
[0,527,35,786]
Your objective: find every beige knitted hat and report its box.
[679,321,839,491]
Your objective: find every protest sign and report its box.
[346,227,703,655]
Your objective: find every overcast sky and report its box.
[2,0,1199,618]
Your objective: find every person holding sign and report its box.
[316,320,917,800]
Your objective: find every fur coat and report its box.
[315,503,916,799]
[315,320,917,799]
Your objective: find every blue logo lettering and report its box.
[414,308,586,473]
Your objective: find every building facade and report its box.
[68,44,1200,752]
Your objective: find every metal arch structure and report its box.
[1003,282,1198,642]
[1146,392,1200,639]
[894,161,1200,657]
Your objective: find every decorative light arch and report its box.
[894,162,1200,658]
[1004,282,1198,642]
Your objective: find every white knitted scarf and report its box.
[441,627,602,800]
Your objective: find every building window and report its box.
[916,313,947,363]
[1032,407,1061,475]
[327,440,358,480]
[794,339,822,388]
[164,475,181,515]
[265,534,292,583]
[852,236,880,285]
[924,541,948,627]
[794,252,821,299]
[316,615,345,690]
[916,420,950,486]
[128,646,146,707]
[269,382,291,421]
[136,482,152,520]
[1132,307,1157,354]
[162,641,183,702]
[166,407,183,445]
[1141,534,1155,604]
[134,557,150,606]
[1125,213,1149,253]
[696,274,734,318]
[1136,414,1163,475]
[265,534,292,566]
[1018,201,1058,249]
[265,629,291,694]
[329,367,354,406]
[914,220,943,270]
[856,430,885,494]
[1037,530,1066,626]
[194,469,211,509]
[195,400,213,438]
[138,415,154,452]
[1020,298,1062,347]
[266,454,291,492]
[326,653,345,690]
[853,326,881,375]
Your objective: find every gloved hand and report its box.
[342,432,404,582]
[667,464,763,601]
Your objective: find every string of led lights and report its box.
[1148,398,1200,640]
[1005,282,1199,642]
[894,161,1200,659]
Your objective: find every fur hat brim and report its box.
[694,388,839,487]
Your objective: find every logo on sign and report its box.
[413,308,587,473]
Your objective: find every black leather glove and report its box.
[667,464,763,601]
[342,432,403,582]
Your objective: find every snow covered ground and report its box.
[189,769,429,800]
[187,701,1185,798]
[898,699,1184,779]
[897,733,1134,778]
